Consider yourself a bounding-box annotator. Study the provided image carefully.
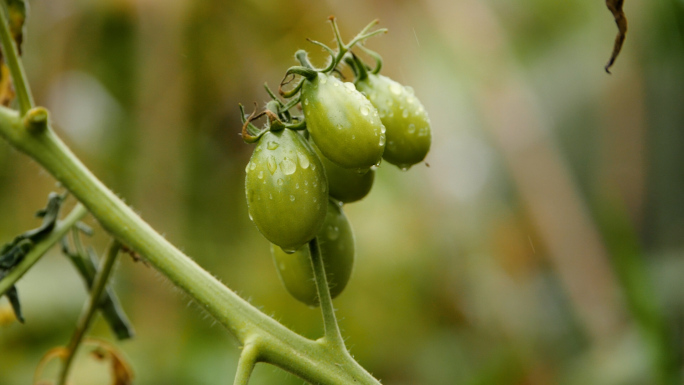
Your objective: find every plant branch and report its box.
[233,338,261,385]
[0,3,33,114]
[62,229,134,340]
[0,203,88,296]
[0,105,379,384]
[308,238,345,349]
[57,241,121,385]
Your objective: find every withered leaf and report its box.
[605,0,627,73]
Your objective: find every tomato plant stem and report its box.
[0,105,380,384]
[233,338,260,385]
[0,3,33,115]
[308,238,346,349]
[0,203,88,297]
[57,241,121,385]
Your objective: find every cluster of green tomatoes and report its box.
[241,18,431,306]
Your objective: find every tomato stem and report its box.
[308,238,346,349]
[57,240,121,385]
[0,3,33,115]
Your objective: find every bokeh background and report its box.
[1,0,683,384]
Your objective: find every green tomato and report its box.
[301,72,386,170]
[271,200,355,306]
[245,129,328,252]
[311,141,374,203]
[356,74,431,169]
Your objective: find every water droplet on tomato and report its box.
[290,195,295,202]
[360,105,370,116]
[267,141,279,150]
[257,171,264,179]
[277,178,284,186]
[250,162,257,171]
[297,152,310,169]
[304,99,309,106]
[320,76,327,84]
[344,82,355,92]
[381,125,386,134]
[390,83,401,95]
[379,134,386,147]
[408,124,416,134]
[280,158,296,175]
[267,156,277,174]
[327,225,340,240]
[402,109,409,118]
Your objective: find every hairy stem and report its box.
[0,203,88,296]
[233,338,260,385]
[0,106,379,384]
[57,241,121,385]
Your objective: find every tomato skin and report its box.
[356,74,431,169]
[311,141,374,203]
[271,200,355,306]
[302,72,386,170]
[245,129,328,252]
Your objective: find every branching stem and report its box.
[0,204,88,296]
[57,240,121,385]
[233,338,261,385]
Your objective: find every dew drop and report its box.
[280,158,297,175]
[267,156,277,174]
[311,163,316,170]
[418,127,428,137]
[295,183,300,189]
[269,193,273,200]
[381,125,386,134]
[290,195,295,202]
[313,181,318,188]
[267,141,279,150]
[304,98,309,106]
[408,123,416,134]
[248,212,253,221]
[327,225,340,241]
[304,180,309,186]
[406,86,415,95]
[344,82,355,92]
[402,109,409,118]
[336,124,343,130]
[320,76,327,84]
[360,105,370,116]
[245,162,250,172]
[277,178,284,186]
[257,171,264,179]
[333,81,339,87]
[406,96,415,105]
[250,162,257,171]
[297,152,310,169]
[313,197,318,203]
[379,134,386,147]
[352,135,356,140]
[282,247,297,254]
[390,83,402,95]
[388,110,394,118]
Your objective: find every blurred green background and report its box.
[1,0,684,384]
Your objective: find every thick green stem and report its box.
[0,4,33,114]
[308,238,345,349]
[0,203,88,296]
[57,241,121,385]
[0,106,379,384]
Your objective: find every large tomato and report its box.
[245,129,328,252]
[271,200,355,306]
[301,72,386,170]
[356,74,431,169]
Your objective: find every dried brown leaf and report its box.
[605,0,627,73]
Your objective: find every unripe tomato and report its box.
[356,74,431,169]
[245,129,328,252]
[271,200,355,306]
[311,141,374,203]
[301,72,386,170]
